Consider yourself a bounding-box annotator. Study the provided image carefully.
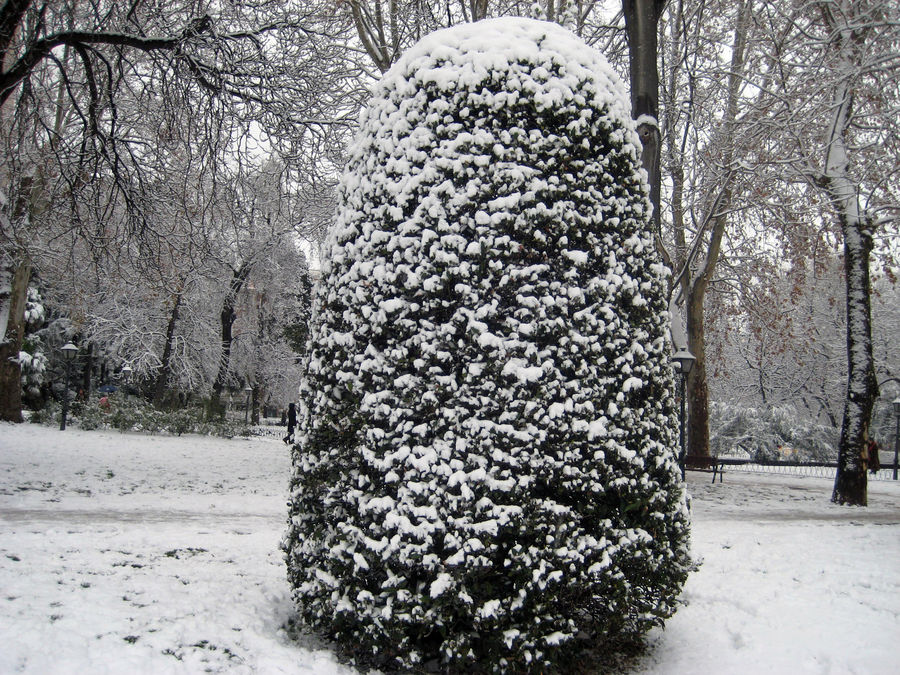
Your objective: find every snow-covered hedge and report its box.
[31,397,250,438]
[710,402,839,462]
[20,287,48,400]
[284,17,690,673]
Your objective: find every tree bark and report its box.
[685,281,711,457]
[0,256,32,422]
[207,264,251,419]
[832,220,877,505]
[251,385,260,425]
[209,302,238,419]
[623,0,665,234]
[820,3,878,506]
[153,293,182,407]
[0,170,37,422]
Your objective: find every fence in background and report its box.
[720,459,897,482]
[248,424,287,441]
[251,425,899,482]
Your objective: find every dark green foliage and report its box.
[284,18,691,673]
[33,397,248,437]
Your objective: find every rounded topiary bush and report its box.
[283,17,690,673]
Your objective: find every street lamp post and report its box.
[893,398,900,481]
[59,342,78,431]
[244,385,253,424]
[673,348,696,480]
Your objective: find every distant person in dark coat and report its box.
[284,403,297,445]
[867,438,880,473]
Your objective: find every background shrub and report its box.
[710,402,839,462]
[31,396,246,438]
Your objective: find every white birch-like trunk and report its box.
[0,264,11,343]
[824,14,879,506]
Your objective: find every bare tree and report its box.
[741,0,900,504]
[811,0,896,505]
[232,244,311,422]
[0,0,355,421]
[343,0,622,76]
[654,0,760,457]
[714,243,847,428]
[205,160,306,419]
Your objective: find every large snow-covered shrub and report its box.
[284,17,690,673]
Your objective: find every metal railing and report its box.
[717,459,897,482]
[247,424,288,441]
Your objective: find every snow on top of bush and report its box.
[371,17,633,132]
[322,18,642,273]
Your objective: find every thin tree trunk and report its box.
[686,285,711,457]
[0,256,32,422]
[820,4,878,506]
[208,264,251,419]
[153,293,182,407]
[208,301,238,419]
[674,0,750,457]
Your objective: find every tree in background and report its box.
[342,0,624,77]
[736,0,900,505]
[658,0,764,458]
[0,0,354,421]
[205,160,311,419]
[230,242,312,423]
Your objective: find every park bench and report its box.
[684,455,726,483]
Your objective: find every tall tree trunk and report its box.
[832,220,877,505]
[153,293,182,407]
[0,255,32,422]
[820,19,878,504]
[673,0,750,457]
[623,0,666,234]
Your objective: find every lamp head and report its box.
[672,348,696,375]
[61,343,78,361]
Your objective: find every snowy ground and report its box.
[1,423,898,674]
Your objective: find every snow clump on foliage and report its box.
[283,16,691,673]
